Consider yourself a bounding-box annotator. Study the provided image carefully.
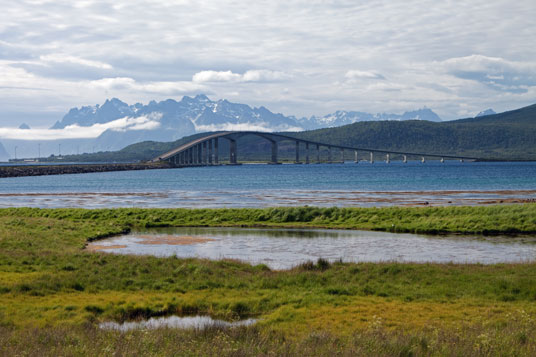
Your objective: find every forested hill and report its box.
[290,104,536,160]
[47,103,536,162]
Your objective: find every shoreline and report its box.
[0,162,173,178]
[0,189,535,208]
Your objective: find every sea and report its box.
[0,161,535,208]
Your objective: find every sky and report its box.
[1,0,536,130]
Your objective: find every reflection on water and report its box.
[86,227,536,269]
[99,315,257,331]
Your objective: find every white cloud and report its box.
[440,55,536,88]
[0,114,162,140]
[39,54,113,69]
[88,77,206,95]
[345,70,385,80]
[195,122,302,133]
[192,70,289,83]
[1,0,536,124]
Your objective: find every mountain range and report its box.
[39,102,536,163]
[1,94,499,160]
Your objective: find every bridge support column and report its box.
[305,143,309,164]
[386,153,390,164]
[316,144,320,163]
[214,138,219,164]
[328,147,332,163]
[403,155,407,163]
[208,140,213,165]
[198,144,202,164]
[354,150,358,163]
[295,141,300,164]
[229,139,237,164]
[271,141,278,164]
[189,148,193,165]
[340,148,344,163]
[199,141,208,165]
[370,152,374,164]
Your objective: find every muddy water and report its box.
[86,227,536,269]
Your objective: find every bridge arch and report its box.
[152,131,479,166]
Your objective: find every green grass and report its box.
[1,205,536,355]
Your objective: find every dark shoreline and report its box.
[0,162,174,178]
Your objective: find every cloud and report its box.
[40,54,113,69]
[194,122,302,133]
[88,77,206,95]
[345,70,385,80]
[1,0,536,124]
[0,114,162,140]
[192,70,289,83]
[441,55,536,90]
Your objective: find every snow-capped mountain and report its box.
[2,95,444,158]
[298,108,442,129]
[47,95,303,151]
[475,109,496,117]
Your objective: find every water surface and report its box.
[1,162,536,208]
[87,227,536,269]
[100,315,257,331]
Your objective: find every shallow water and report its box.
[87,227,536,269]
[1,162,536,208]
[99,315,257,331]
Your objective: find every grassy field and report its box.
[1,205,536,355]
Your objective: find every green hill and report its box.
[47,103,536,162]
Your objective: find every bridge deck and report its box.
[153,130,480,163]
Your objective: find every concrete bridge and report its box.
[152,131,477,165]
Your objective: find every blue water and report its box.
[1,161,535,208]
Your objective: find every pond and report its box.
[86,227,536,269]
[100,315,257,331]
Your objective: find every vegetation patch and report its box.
[1,205,536,354]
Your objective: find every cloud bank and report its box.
[1,0,535,125]
[0,114,162,141]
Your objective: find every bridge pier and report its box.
[270,141,278,164]
[214,138,219,164]
[208,139,213,164]
[340,148,344,163]
[328,147,332,163]
[201,141,208,165]
[354,150,358,163]
[295,141,300,164]
[229,139,237,164]
[305,142,310,164]
[370,152,374,164]
[198,144,202,165]
[316,144,320,163]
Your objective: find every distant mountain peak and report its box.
[476,108,496,117]
[19,123,30,129]
[194,94,210,101]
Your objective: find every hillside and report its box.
[45,103,536,162]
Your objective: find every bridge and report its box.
[152,131,478,165]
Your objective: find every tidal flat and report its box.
[1,205,536,355]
